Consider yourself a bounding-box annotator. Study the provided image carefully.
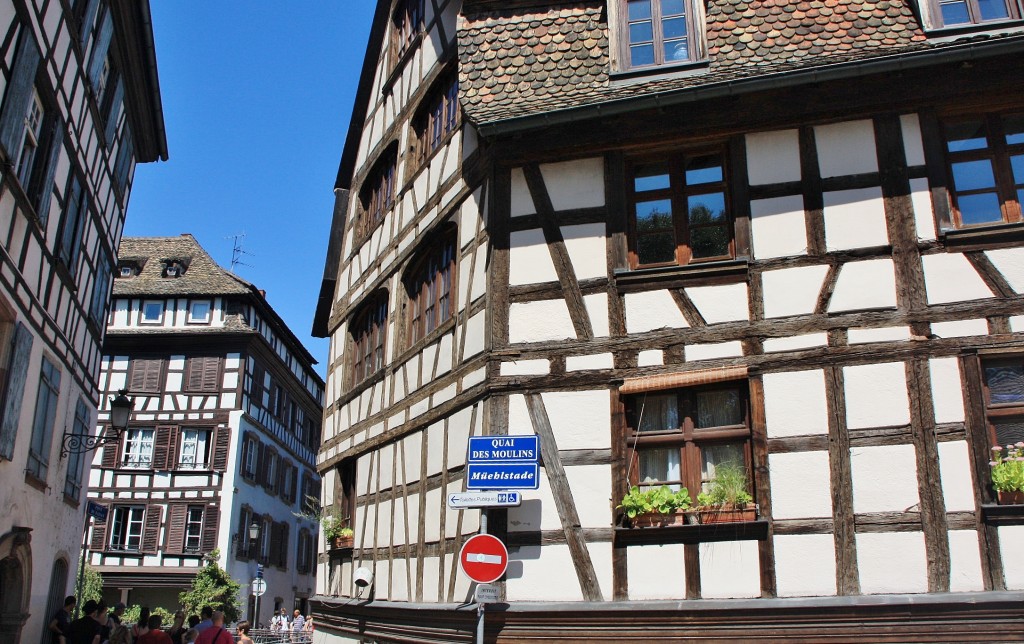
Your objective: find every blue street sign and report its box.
[87,501,108,522]
[467,436,539,464]
[466,463,540,490]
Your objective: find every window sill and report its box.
[614,519,769,546]
[609,58,710,83]
[614,258,748,290]
[924,19,1024,41]
[940,221,1024,248]
[980,503,1024,526]
[63,493,81,509]
[24,472,48,492]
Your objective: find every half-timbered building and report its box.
[312,0,1024,640]
[87,235,324,620]
[0,0,165,640]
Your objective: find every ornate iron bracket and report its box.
[60,389,134,458]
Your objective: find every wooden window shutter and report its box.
[34,119,63,224]
[0,29,41,160]
[152,425,175,470]
[278,461,289,501]
[202,358,220,391]
[263,449,276,491]
[100,426,121,469]
[212,426,230,472]
[166,503,187,554]
[142,505,161,553]
[129,358,163,393]
[235,507,249,561]
[90,510,108,551]
[269,522,280,567]
[201,504,219,554]
[255,442,266,485]
[86,8,112,87]
[0,323,33,460]
[278,523,289,568]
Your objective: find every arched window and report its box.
[43,557,69,630]
[412,68,459,167]
[349,291,389,386]
[403,227,456,346]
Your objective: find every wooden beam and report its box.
[825,365,860,595]
[669,288,707,327]
[749,375,777,598]
[799,126,826,256]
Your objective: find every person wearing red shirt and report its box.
[194,612,233,644]
[136,616,172,644]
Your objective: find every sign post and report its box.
[460,532,509,644]
[251,577,266,626]
[76,502,107,618]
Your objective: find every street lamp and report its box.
[61,389,134,457]
[250,522,262,626]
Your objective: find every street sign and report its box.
[459,534,509,584]
[87,501,108,522]
[466,463,539,490]
[251,578,267,597]
[467,436,539,463]
[474,584,500,604]
[448,491,522,509]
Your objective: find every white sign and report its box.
[251,578,267,597]
[448,491,522,509]
[474,584,500,604]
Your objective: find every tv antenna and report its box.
[227,232,253,272]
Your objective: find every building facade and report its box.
[87,235,323,621]
[312,0,1024,640]
[0,0,165,640]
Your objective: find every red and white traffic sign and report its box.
[459,534,509,584]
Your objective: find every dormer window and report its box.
[120,266,133,278]
[929,0,1017,28]
[118,261,139,278]
[615,0,705,71]
[163,259,186,277]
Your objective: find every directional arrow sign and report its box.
[459,534,509,584]
[448,491,522,509]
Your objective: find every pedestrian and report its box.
[193,611,232,644]
[137,615,172,644]
[289,610,304,642]
[194,607,214,634]
[302,615,313,636]
[270,608,288,634]
[132,607,151,640]
[182,629,199,644]
[235,620,253,644]
[187,616,201,630]
[168,611,187,644]
[108,624,130,644]
[66,600,108,644]
[48,595,76,644]
[108,603,127,627]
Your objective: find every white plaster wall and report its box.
[506,543,613,601]
[508,394,531,437]
[922,254,994,304]
[562,223,607,280]
[699,540,761,598]
[746,129,801,185]
[843,362,910,429]
[847,326,910,344]
[627,543,686,599]
[829,259,897,312]
[566,353,614,371]
[856,532,928,594]
[762,265,830,318]
[510,167,535,217]
[500,359,549,376]
[773,534,837,597]
[910,178,935,241]
[751,195,807,259]
[937,441,975,513]
[763,333,828,352]
[686,341,742,361]
[684,283,749,323]
[583,293,610,337]
[900,114,926,167]
[850,444,920,513]
[769,451,833,519]
[566,464,613,528]
[984,247,1024,293]
[542,390,612,450]
[947,529,984,592]
[823,187,890,251]
[509,299,575,343]
[999,525,1024,589]
[931,318,988,338]
[763,369,829,437]
[638,350,662,366]
[509,228,557,285]
[539,157,605,211]
[930,357,965,424]
[815,120,878,177]
[624,290,688,333]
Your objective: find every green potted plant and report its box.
[694,462,757,524]
[618,485,692,528]
[990,443,1024,505]
[323,514,354,548]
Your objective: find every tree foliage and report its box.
[77,564,103,605]
[178,550,241,622]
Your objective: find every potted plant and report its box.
[618,485,692,528]
[694,462,757,524]
[323,515,354,548]
[990,443,1024,505]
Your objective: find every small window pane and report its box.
[662,0,686,14]
[700,443,746,489]
[628,0,653,21]
[636,393,679,433]
[634,165,671,192]
[1005,115,1024,145]
[946,120,988,152]
[994,419,1024,446]
[664,39,689,62]
[638,448,681,490]
[638,233,676,264]
[939,0,972,24]
[688,192,727,223]
[958,192,1003,225]
[685,155,723,185]
[951,159,996,191]
[662,16,688,39]
[1011,155,1024,183]
[690,226,731,258]
[635,200,674,231]
[629,21,654,44]
[986,364,1024,404]
[630,44,655,67]
[695,388,743,428]
[978,0,1009,20]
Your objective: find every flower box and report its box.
[997,490,1024,505]
[631,510,695,528]
[330,535,354,549]
[696,505,757,524]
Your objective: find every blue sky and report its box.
[125,2,378,377]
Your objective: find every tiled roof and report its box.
[113,234,253,297]
[457,0,982,126]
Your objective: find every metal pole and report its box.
[74,515,90,619]
[476,510,488,644]
[254,589,260,629]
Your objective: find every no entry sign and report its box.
[459,534,509,584]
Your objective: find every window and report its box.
[185,356,221,392]
[109,505,145,551]
[624,382,752,499]
[358,147,398,239]
[87,7,114,95]
[404,230,456,346]
[281,461,295,504]
[260,516,271,562]
[90,256,112,323]
[930,0,1017,27]
[64,398,91,500]
[114,124,134,195]
[618,0,699,70]
[349,291,389,386]
[122,428,154,469]
[57,174,89,276]
[338,460,357,531]
[301,472,321,515]
[627,150,731,268]
[188,300,211,323]
[241,435,258,480]
[184,505,204,553]
[981,358,1024,448]
[27,356,60,481]
[178,429,210,470]
[943,114,1024,228]
[390,0,423,65]
[414,71,459,164]
[266,451,278,493]
[128,358,163,393]
[141,300,164,323]
[16,90,43,187]
[237,505,254,559]
[297,528,312,574]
